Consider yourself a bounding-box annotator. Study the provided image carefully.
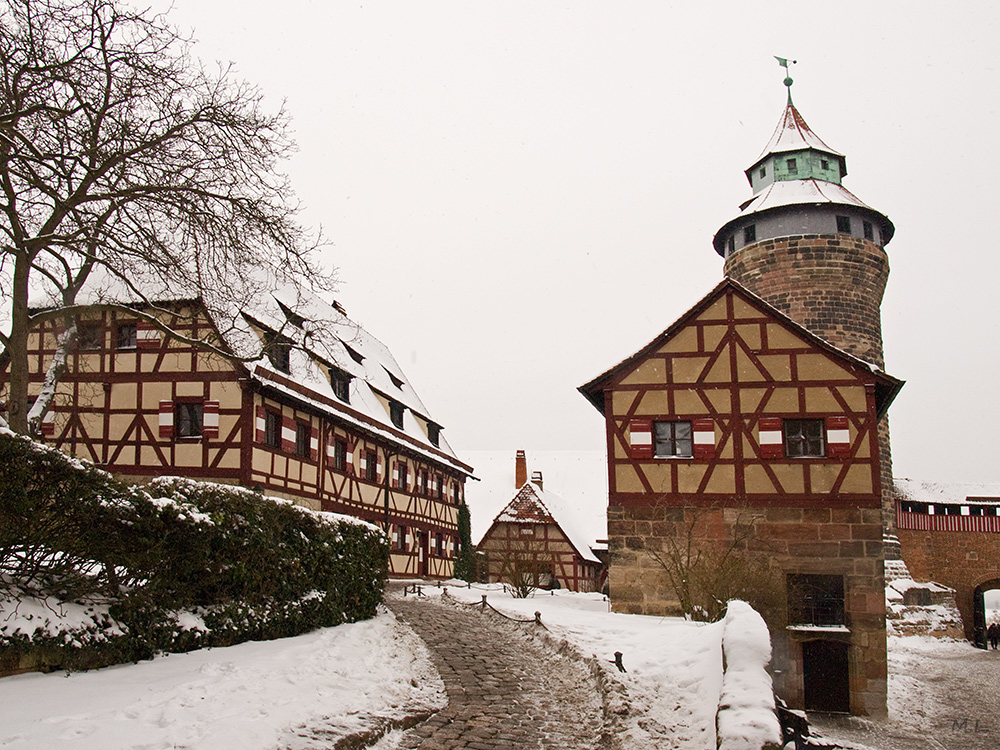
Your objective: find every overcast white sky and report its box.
[157,1,999,483]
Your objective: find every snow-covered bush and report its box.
[0,429,389,673]
[716,600,782,750]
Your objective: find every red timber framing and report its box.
[478,483,603,593]
[3,302,473,579]
[579,278,904,717]
[580,279,903,512]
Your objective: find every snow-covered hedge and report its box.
[716,600,782,750]
[0,429,389,673]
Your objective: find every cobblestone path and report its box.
[386,592,607,750]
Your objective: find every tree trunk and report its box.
[6,251,31,434]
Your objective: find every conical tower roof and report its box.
[713,100,893,256]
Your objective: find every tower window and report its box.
[820,159,829,171]
[759,166,766,178]
[727,236,735,256]
[653,420,693,458]
[863,221,874,240]
[175,402,203,438]
[836,215,852,234]
[784,419,825,458]
[743,224,756,244]
[786,158,797,174]
[788,574,844,626]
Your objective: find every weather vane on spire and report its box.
[774,56,797,105]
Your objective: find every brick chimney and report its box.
[515,449,527,488]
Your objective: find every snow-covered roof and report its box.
[26,270,471,476]
[490,481,602,564]
[737,178,872,215]
[753,103,841,162]
[895,478,1000,505]
[464,450,607,560]
[580,277,904,418]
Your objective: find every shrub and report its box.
[0,429,389,671]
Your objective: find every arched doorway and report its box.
[802,640,850,713]
[973,579,1000,649]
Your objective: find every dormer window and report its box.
[428,423,440,447]
[383,366,405,390]
[276,300,306,328]
[389,400,405,429]
[340,341,364,366]
[786,158,797,174]
[329,368,351,403]
[266,338,292,374]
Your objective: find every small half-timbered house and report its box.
[579,278,902,717]
[2,288,473,579]
[478,450,604,593]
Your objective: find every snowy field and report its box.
[0,581,987,750]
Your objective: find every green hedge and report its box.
[0,428,389,670]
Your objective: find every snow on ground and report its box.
[0,607,444,750]
[2,580,984,750]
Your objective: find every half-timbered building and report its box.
[478,450,604,593]
[579,278,902,717]
[2,289,473,579]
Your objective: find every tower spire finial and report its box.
[774,55,797,105]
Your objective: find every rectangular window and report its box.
[836,215,852,234]
[396,524,406,551]
[786,158,797,174]
[396,462,408,490]
[116,323,137,349]
[759,166,766,178]
[265,411,281,449]
[77,324,102,350]
[333,439,347,471]
[787,574,845,626]
[654,420,693,458]
[863,220,874,240]
[820,159,829,171]
[428,423,440,447]
[295,423,311,458]
[175,402,203,438]
[417,469,428,496]
[743,224,756,244]
[727,235,735,256]
[365,450,378,482]
[783,419,825,457]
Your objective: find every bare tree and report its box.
[0,0,335,435]
[644,503,784,624]
[485,533,552,599]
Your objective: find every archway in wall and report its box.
[973,579,1000,650]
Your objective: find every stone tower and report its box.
[713,88,899,548]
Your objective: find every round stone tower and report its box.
[713,89,899,548]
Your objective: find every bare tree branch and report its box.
[0,0,335,432]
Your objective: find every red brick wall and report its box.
[899,529,1000,640]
